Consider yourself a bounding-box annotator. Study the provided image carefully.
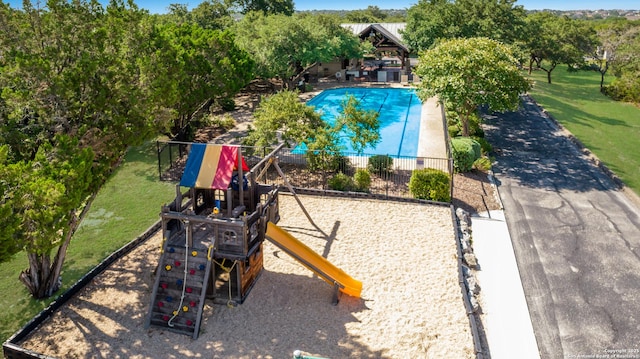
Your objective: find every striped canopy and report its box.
[179,144,249,189]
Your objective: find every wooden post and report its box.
[237,146,244,208]
[273,157,325,236]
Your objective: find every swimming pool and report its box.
[305,87,422,157]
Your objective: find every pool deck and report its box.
[417,96,448,159]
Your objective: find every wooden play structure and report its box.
[145,143,361,339]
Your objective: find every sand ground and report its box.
[19,194,474,358]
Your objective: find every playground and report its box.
[16,193,474,358]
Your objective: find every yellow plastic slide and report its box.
[265,222,362,298]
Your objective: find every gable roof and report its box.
[341,23,409,53]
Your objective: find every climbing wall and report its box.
[145,241,212,339]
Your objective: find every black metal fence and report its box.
[157,140,453,201]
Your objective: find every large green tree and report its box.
[0,0,160,298]
[344,6,387,23]
[590,19,638,91]
[191,0,235,30]
[234,12,366,89]
[600,22,640,103]
[0,0,255,298]
[146,23,254,137]
[237,0,293,15]
[403,0,459,51]
[403,0,526,52]
[415,37,531,136]
[524,12,597,84]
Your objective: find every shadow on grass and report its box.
[530,91,628,130]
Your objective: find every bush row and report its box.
[327,165,451,203]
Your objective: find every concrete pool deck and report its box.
[417,96,448,159]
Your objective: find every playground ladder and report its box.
[144,242,213,339]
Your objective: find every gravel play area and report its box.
[18,194,475,358]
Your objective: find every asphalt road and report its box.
[483,96,640,359]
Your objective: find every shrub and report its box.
[604,76,640,104]
[307,151,352,173]
[472,157,492,172]
[353,169,371,192]
[451,137,481,172]
[328,172,354,191]
[368,154,393,176]
[472,136,493,156]
[448,124,461,138]
[209,114,236,131]
[409,168,451,202]
[217,97,236,111]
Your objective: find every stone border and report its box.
[453,206,488,359]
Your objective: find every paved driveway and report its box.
[483,96,640,359]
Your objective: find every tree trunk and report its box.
[540,62,557,84]
[460,104,475,137]
[599,63,608,92]
[461,116,470,137]
[20,253,52,299]
[287,62,319,92]
[19,198,94,299]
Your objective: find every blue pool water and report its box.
[304,87,422,157]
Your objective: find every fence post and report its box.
[156,141,162,181]
[449,158,454,202]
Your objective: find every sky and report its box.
[4,0,638,13]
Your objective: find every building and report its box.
[311,23,416,83]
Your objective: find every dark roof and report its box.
[341,23,409,53]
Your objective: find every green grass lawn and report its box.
[0,141,175,355]
[526,68,640,196]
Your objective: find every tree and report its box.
[245,90,324,148]
[592,19,626,91]
[236,0,293,15]
[0,0,155,298]
[404,0,459,51]
[147,23,255,137]
[414,37,531,137]
[524,12,597,83]
[244,91,379,155]
[0,146,23,263]
[600,22,640,102]
[345,6,387,23]
[234,13,365,89]
[455,0,526,45]
[191,0,235,30]
[331,95,380,154]
[594,19,640,91]
[403,0,526,52]
[15,137,95,298]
